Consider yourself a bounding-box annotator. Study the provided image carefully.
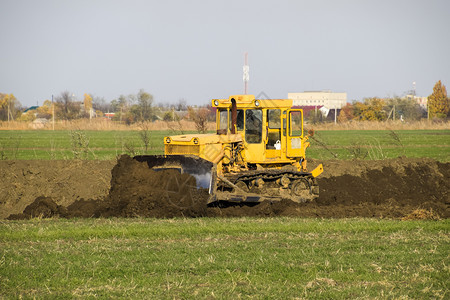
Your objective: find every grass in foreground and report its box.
[1,218,448,299]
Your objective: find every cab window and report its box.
[267,109,281,149]
[229,109,244,131]
[268,109,281,128]
[245,109,262,143]
[219,109,228,132]
[289,110,303,136]
[236,109,244,131]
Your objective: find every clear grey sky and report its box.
[1,0,449,107]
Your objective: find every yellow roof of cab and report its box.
[212,95,293,109]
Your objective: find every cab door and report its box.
[265,109,282,158]
[286,109,304,157]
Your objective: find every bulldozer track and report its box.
[216,170,319,203]
[234,170,315,184]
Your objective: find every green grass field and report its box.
[0,129,449,161]
[1,218,448,299]
[309,130,450,161]
[0,130,174,160]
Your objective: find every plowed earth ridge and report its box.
[2,156,448,219]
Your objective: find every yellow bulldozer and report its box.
[134,94,323,205]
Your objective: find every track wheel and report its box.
[234,180,249,192]
[291,178,312,202]
[163,171,198,209]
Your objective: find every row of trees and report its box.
[307,80,449,123]
[11,90,156,123]
[10,89,211,125]
[109,90,154,124]
[1,81,449,123]
[333,96,424,123]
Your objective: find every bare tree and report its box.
[188,106,210,133]
[55,91,80,120]
[92,96,110,113]
[175,99,187,111]
[138,121,152,153]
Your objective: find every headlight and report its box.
[255,100,260,107]
[193,138,199,145]
[213,100,219,106]
[165,137,171,143]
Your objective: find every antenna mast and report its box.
[243,52,249,94]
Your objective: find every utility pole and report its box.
[52,94,55,131]
[243,52,249,94]
[334,102,337,124]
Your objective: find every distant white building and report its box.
[288,90,347,109]
[406,94,428,110]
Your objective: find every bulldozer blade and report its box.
[133,155,215,191]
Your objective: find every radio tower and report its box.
[243,52,249,94]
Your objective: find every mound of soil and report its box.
[7,196,67,220]
[208,158,449,219]
[4,156,450,220]
[0,160,115,219]
[98,155,209,218]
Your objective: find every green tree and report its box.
[110,95,129,113]
[384,97,424,121]
[428,80,449,119]
[163,111,175,121]
[136,89,153,121]
[111,95,131,123]
[112,90,154,123]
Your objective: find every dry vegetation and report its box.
[1,119,449,131]
[309,120,450,131]
[0,119,215,131]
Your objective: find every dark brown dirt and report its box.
[96,155,209,218]
[3,155,449,220]
[7,196,67,220]
[0,160,115,219]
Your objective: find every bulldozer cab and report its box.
[212,95,307,165]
